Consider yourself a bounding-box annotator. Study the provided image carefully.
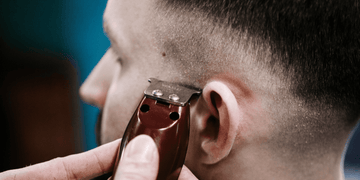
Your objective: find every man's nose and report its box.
[79,49,118,108]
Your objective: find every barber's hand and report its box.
[0,135,197,180]
[0,138,121,180]
[112,135,197,180]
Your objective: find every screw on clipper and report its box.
[152,89,163,97]
[169,94,180,101]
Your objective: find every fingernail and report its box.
[125,135,157,163]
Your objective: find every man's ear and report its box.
[198,81,241,164]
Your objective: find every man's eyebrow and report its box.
[103,18,111,39]
[102,16,126,59]
[103,16,118,45]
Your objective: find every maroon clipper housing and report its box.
[112,78,201,180]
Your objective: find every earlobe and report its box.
[199,81,241,164]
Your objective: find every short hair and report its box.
[159,0,360,124]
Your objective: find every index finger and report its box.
[1,139,121,180]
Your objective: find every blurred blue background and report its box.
[0,0,359,178]
[0,0,109,151]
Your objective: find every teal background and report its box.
[0,0,359,178]
[0,0,109,150]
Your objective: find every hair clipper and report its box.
[111,78,201,180]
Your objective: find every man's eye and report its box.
[109,46,123,65]
[116,57,123,65]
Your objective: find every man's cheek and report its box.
[101,94,143,143]
[101,106,130,143]
[100,75,155,143]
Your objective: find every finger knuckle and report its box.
[91,152,106,174]
[55,157,78,180]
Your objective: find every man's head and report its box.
[80,0,360,179]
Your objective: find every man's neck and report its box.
[197,144,345,180]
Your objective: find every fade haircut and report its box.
[159,0,360,124]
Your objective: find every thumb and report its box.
[114,135,159,180]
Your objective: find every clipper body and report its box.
[112,78,201,180]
